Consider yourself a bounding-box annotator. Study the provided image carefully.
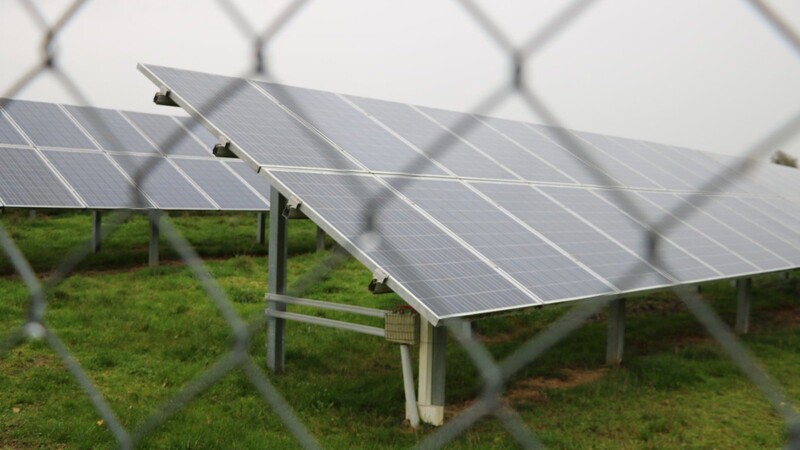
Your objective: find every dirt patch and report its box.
[445,368,608,419]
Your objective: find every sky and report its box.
[1,0,799,159]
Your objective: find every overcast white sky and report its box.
[1,0,799,159]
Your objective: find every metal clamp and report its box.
[369,268,393,294]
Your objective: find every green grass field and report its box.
[1,210,799,449]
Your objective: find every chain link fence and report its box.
[2,0,800,448]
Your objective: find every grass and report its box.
[1,210,799,448]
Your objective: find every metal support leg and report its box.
[606,298,626,366]
[400,344,420,428]
[92,211,102,254]
[148,210,160,267]
[315,225,325,252]
[257,212,266,245]
[29,210,37,219]
[736,278,752,335]
[418,320,446,426]
[782,271,790,281]
[267,187,288,372]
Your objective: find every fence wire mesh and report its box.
[1,0,800,448]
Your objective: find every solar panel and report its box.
[173,159,268,210]
[3,99,97,149]
[256,82,447,176]
[471,182,671,291]
[346,96,516,180]
[384,177,614,301]
[123,111,210,157]
[687,196,800,266]
[177,116,216,151]
[479,117,612,186]
[140,64,359,170]
[64,106,158,154]
[269,170,538,319]
[42,150,152,209]
[111,154,214,210]
[643,192,789,271]
[225,161,271,202]
[576,133,702,190]
[140,64,800,324]
[622,191,759,276]
[541,187,719,283]
[0,147,82,207]
[569,132,665,190]
[0,110,27,146]
[419,107,574,184]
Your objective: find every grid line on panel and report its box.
[572,132,669,190]
[254,81,447,176]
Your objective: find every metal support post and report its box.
[400,344,420,428]
[736,278,752,335]
[92,211,102,254]
[148,210,160,267]
[606,298,626,366]
[257,212,266,245]
[29,210,36,219]
[418,319,446,426]
[782,271,790,281]
[267,187,288,372]
[315,225,325,252]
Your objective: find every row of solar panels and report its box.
[0,99,270,211]
[143,64,800,323]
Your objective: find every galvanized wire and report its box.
[1,0,799,448]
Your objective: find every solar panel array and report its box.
[0,98,269,211]
[140,64,800,324]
